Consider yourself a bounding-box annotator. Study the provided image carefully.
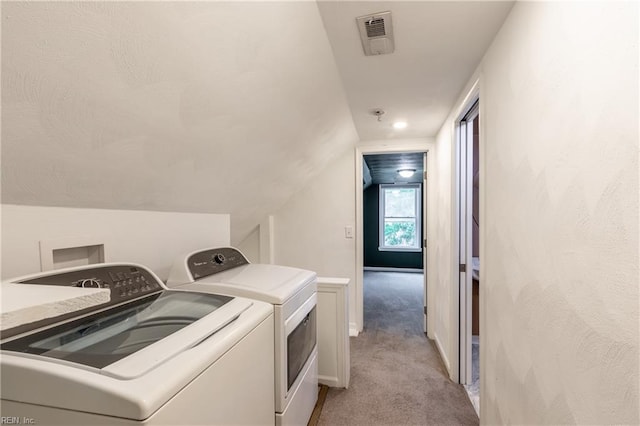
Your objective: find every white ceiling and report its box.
[317,1,514,140]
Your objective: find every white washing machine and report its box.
[167,247,318,426]
[1,263,275,425]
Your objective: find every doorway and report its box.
[362,153,426,333]
[457,99,480,415]
[354,143,431,337]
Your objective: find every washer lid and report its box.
[2,291,251,379]
[0,297,272,421]
[191,264,316,304]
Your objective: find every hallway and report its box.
[318,272,477,425]
[0,1,637,423]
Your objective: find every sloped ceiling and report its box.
[1,2,359,243]
[317,1,514,140]
[1,1,514,245]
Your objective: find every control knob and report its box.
[212,253,226,265]
[80,279,101,288]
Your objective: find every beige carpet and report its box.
[317,271,479,426]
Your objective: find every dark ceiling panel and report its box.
[364,152,424,185]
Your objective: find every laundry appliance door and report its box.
[287,305,316,390]
[1,291,236,372]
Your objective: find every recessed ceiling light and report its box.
[398,169,415,178]
[393,121,408,129]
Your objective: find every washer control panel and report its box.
[187,247,249,280]
[18,264,163,304]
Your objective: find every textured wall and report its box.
[432,116,456,372]
[237,226,260,264]
[430,1,639,423]
[1,2,358,243]
[432,2,639,421]
[479,2,639,422]
[272,147,357,327]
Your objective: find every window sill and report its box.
[378,247,423,253]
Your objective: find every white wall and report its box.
[237,226,260,264]
[433,1,639,423]
[1,205,230,280]
[432,114,457,375]
[272,148,357,330]
[1,2,358,244]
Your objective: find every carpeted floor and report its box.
[317,271,479,425]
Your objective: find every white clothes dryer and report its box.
[167,247,318,426]
[1,263,275,426]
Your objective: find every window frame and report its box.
[378,183,422,252]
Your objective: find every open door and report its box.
[458,100,478,385]
[423,152,428,333]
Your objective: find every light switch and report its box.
[344,226,354,239]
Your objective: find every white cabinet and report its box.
[317,277,350,388]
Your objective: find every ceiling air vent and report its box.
[356,11,394,56]
[365,18,386,37]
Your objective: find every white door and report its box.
[423,152,428,333]
[458,101,478,385]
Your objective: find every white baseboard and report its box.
[364,267,424,273]
[349,322,359,337]
[318,375,340,388]
[434,333,451,374]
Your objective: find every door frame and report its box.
[354,140,433,336]
[453,80,480,385]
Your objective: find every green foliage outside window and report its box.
[384,220,416,247]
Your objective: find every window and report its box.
[379,184,421,251]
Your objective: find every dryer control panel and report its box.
[18,264,163,303]
[187,247,249,280]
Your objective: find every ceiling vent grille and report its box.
[356,11,395,56]
[364,18,386,38]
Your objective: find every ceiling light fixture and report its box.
[398,169,415,178]
[372,109,385,122]
[393,121,408,129]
